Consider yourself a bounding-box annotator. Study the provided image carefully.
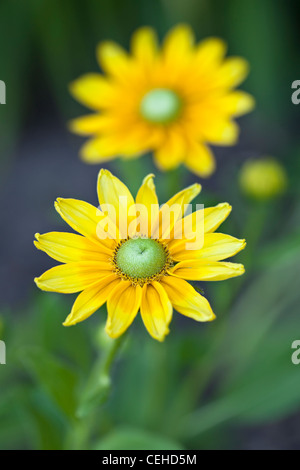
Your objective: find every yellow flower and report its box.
[69,24,254,177]
[239,157,288,200]
[34,169,246,341]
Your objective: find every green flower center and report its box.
[115,237,167,279]
[140,88,182,124]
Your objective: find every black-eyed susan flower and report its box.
[34,170,246,341]
[239,157,288,200]
[69,25,254,178]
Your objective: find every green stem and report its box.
[65,325,127,449]
[76,330,127,419]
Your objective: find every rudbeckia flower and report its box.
[34,170,246,341]
[69,24,254,177]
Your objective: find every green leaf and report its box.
[94,426,184,451]
[19,346,78,419]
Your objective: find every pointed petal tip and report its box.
[104,325,122,340]
[236,264,245,275]
[219,202,232,212]
[208,312,217,322]
[99,168,111,175]
[144,173,155,181]
[195,182,202,194]
[63,318,74,327]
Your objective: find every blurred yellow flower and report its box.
[34,169,246,341]
[69,24,254,177]
[239,158,288,200]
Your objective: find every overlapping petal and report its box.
[97,169,136,237]
[63,274,121,326]
[34,232,110,263]
[54,198,115,251]
[185,142,216,178]
[69,74,115,110]
[140,282,173,341]
[97,41,131,80]
[161,276,215,322]
[169,202,232,252]
[171,233,246,262]
[34,261,113,293]
[170,260,245,281]
[106,281,142,338]
[135,174,159,236]
[153,182,201,240]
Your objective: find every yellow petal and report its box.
[97,169,136,237]
[80,136,121,163]
[215,57,249,88]
[203,203,232,233]
[195,37,227,68]
[34,261,113,293]
[161,276,215,322]
[54,198,115,252]
[163,24,194,64]
[105,281,142,338]
[119,122,159,158]
[140,282,172,342]
[97,41,131,79]
[34,232,110,264]
[171,233,246,262]
[185,143,216,178]
[202,119,239,146]
[135,174,159,236]
[170,202,232,247]
[154,130,186,171]
[153,182,201,240]
[69,74,115,110]
[131,27,158,66]
[63,274,120,326]
[216,91,255,117]
[171,260,245,281]
[68,114,117,136]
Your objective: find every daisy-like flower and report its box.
[69,24,254,177]
[34,170,246,341]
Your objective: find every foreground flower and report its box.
[34,170,246,341]
[239,157,288,200]
[69,24,254,177]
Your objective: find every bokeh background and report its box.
[1,0,300,450]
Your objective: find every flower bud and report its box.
[239,158,288,200]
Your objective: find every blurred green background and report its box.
[1,0,300,450]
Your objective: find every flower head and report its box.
[34,170,246,341]
[69,25,254,177]
[239,157,288,200]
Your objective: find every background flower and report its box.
[69,24,254,177]
[239,157,288,200]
